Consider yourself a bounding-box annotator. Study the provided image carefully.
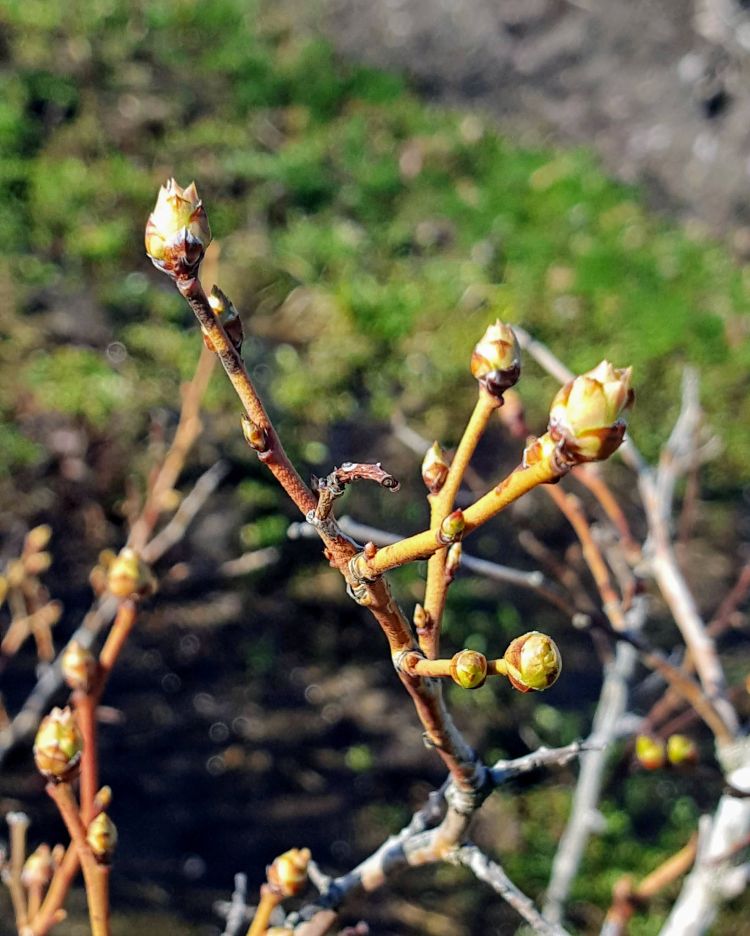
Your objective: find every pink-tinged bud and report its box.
[635,735,666,771]
[61,641,97,693]
[439,509,465,544]
[145,178,211,278]
[240,414,268,452]
[470,320,521,399]
[450,649,488,689]
[267,847,311,897]
[421,441,450,494]
[666,734,698,767]
[22,845,54,889]
[86,812,118,862]
[503,631,562,692]
[204,285,244,354]
[107,547,155,599]
[34,707,83,781]
[548,361,633,463]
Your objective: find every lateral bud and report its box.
[470,320,521,400]
[86,813,118,863]
[445,542,462,581]
[438,509,465,545]
[204,285,244,354]
[33,706,83,782]
[240,414,268,452]
[61,641,97,693]
[421,441,450,494]
[450,649,488,689]
[107,547,156,599]
[22,845,54,889]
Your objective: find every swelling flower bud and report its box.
[61,641,97,693]
[204,285,244,354]
[86,813,118,862]
[421,441,450,494]
[666,734,698,767]
[503,631,562,692]
[267,847,311,897]
[439,509,465,544]
[22,845,54,889]
[548,360,633,463]
[450,650,488,689]
[145,178,211,278]
[635,735,666,771]
[470,320,521,399]
[34,707,83,781]
[107,547,155,599]
[240,414,268,452]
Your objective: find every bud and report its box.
[267,847,311,897]
[23,551,52,576]
[34,707,83,781]
[61,641,97,693]
[22,845,54,889]
[25,524,53,553]
[145,178,211,278]
[438,509,465,544]
[502,631,562,692]
[445,542,462,580]
[548,361,633,463]
[635,735,666,771]
[240,414,268,452]
[450,650,488,689]
[86,813,117,862]
[204,285,244,354]
[107,547,155,599]
[470,320,521,399]
[421,442,450,494]
[666,734,698,767]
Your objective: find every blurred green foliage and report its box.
[2,0,750,488]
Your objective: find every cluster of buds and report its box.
[635,734,698,771]
[548,360,633,464]
[87,812,118,863]
[33,707,83,782]
[144,178,211,279]
[501,631,562,693]
[107,547,156,599]
[267,847,311,897]
[421,442,450,495]
[61,640,97,693]
[204,285,244,354]
[470,320,521,400]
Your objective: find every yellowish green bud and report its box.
[439,509,465,544]
[145,178,211,278]
[107,547,155,599]
[267,847,311,897]
[635,735,666,770]
[240,414,268,452]
[22,845,54,889]
[450,650,488,689]
[421,441,450,494]
[548,361,633,463]
[470,320,521,399]
[86,812,118,862]
[204,285,244,354]
[666,734,698,766]
[33,706,83,782]
[503,631,562,692]
[25,524,52,553]
[61,641,97,693]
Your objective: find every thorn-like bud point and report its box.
[439,509,465,544]
[635,735,666,770]
[22,845,54,889]
[145,178,211,278]
[34,706,83,781]
[666,734,698,767]
[502,631,562,692]
[61,641,97,693]
[450,649,488,689]
[86,812,118,862]
[470,320,521,399]
[205,285,244,354]
[267,847,311,897]
[240,414,268,452]
[548,361,633,463]
[107,547,155,599]
[421,442,450,494]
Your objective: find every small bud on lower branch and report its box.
[501,631,562,692]
[450,650,488,689]
[204,285,243,354]
[267,847,311,897]
[548,360,633,464]
[470,320,521,400]
[22,845,54,889]
[445,542,462,581]
[86,812,118,863]
[241,414,268,453]
[438,509,465,544]
[61,641,97,693]
[421,441,450,494]
[34,706,83,781]
[107,547,155,599]
[145,178,211,279]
